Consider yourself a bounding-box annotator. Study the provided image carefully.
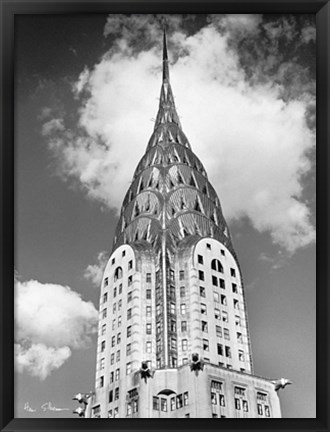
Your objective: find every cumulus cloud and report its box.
[84,250,109,287]
[15,277,98,380]
[42,14,315,253]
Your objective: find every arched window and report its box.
[211,259,223,273]
[114,266,123,282]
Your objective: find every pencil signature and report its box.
[24,401,69,412]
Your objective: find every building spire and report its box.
[162,24,170,82]
[154,22,182,131]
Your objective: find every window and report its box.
[146,273,151,283]
[127,326,132,337]
[199,286,206,297]
[176,394,183,409]
[182,339,188,351]
[156,303,161,315]
[114,266,123,281]
[113,303,116,314]
[117,333,121,344]
[257,403,263,415]
[153,397,159,410]
[157,321,161,334]
[219,279,225,289]
[232,283,238,293]
[179,270,185,280]
[118,316,122,327]
[127,291,132,302]
[127,308,132,320]
[170,285,175,297]
[217,343,223,356]
[235,398,240,410]
[171,338,177,349]
[183,392,189,406]
[213,292,219,303]
[102,308,107,319]
[111,336,115,347]
[146,306,152,317]
[104,277,109,287]
[146,323,152,334]
[119,283,122,294]
[225,346,231,358]
[221,295,227,305]
[126,343,132,355]
[198,254,204,264]
[146,341,152,353]
[99,376,104,388]
[122,250,126,257]
[234,299,239,310]
[212,276,218,286]
[211,259,223,273]
[216,325,222,337]
[115,368,120,381]
[235,315,241,326]
[128,275,133,286]
[115,387,119,400]
[221,249,225,256]
[146,289,152,299]
[201,321,208,332]
[215,308,221,320]
[161,398,167,412]
[222,311,228,322]
[170,303,175,314]
[220,395,225,406]
[231,268,236,277]
[114,287,117,298]
[128,260,133,270]
[201,303,207,315]
[110,353,114,365]
[109,389,113,402]
[126,362,132,375]
[100,358,105,370]
[103,293,108,303]
[224,328,230,340]
[198,270,205,281]
[243,400,249,412]
[238,350,245,361]
[237,332,243,343]
[101,324,106,335]
[114,407,119,418]
[116,350,120,361]
[170,320,176,332]
[110,371,114,383]
[265,405,270,417]
[207,243,211,250]
[171,397,176,411]
[111,258,115,266]
[211,392,217,405]
[180,286,186,298]
[101,341,105,352]
[127,402,132,416]
[180,304,186,315]
[118,299,122,311]
[181,321,187,332]
[203,339,209,351]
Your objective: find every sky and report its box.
[14,14,316,418]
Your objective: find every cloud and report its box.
[15,344,71,381]
[84,250,109,287]
[42,14,315,253]
[15,277,98,380]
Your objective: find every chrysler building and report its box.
[78,27,286,419]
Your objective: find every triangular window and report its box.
[189,174,196,187]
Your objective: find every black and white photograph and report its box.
[14,13,316,419]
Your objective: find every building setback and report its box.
[82,28,284,419]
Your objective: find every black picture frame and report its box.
[1,1,329,431]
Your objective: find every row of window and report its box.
[153,392,189,411]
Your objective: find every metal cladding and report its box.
[112,28,233,257]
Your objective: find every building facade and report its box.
[82,29,283,419]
